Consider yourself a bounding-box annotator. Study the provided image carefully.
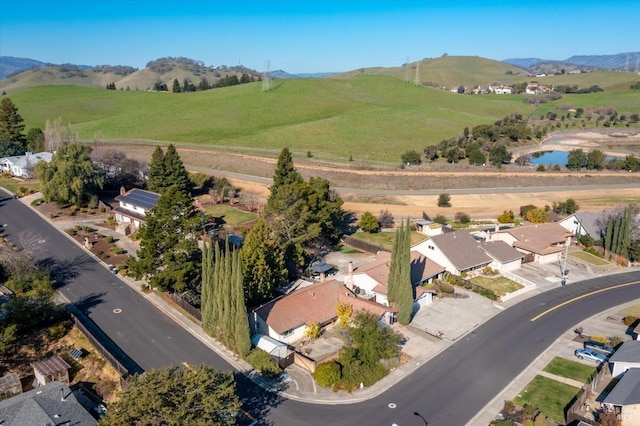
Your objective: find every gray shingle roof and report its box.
[0,381,97,425]
[609,340,640,363]
[603,368,640,405]
[479,241,524,263]
[430,230,492,271]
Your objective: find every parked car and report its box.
[583,340,614,356]
[575,348,608,363]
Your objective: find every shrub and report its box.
[623,316,638,327]
[48,212,56,218]
[438,281,454,294]
[536,165,545,171]
[245,349,281,379]
[109,246,124,255]
[583,247,602,258]
[30,198,45,206]
[98,205,106,213]
[106,215,117,226]
[48,323,67,340]
[590,335,608,344]
[454,212,470,224]
[105,236,114,243]
[305,322,321,340]
[312,361,341,387]
[69,205,78,213]
[437,193,452,207]
[82,226,94,233]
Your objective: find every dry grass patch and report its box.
[569,251,610,266]
[470,276,523,296]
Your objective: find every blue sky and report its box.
[1,0,638,74]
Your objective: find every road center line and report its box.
[530,280,640,322]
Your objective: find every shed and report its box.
[31,355,71,387]
[307,262,335,275]
[0,373,22,401]
[251,334,289,359]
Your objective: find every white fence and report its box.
[500,271,537,302]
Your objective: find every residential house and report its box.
[0,381,97,425]
[250,280,390,345]
[609,340,640,377]
[415,220,443,237]
[488,223,572,264]
[414,230,523,276]
[602,368,640,426]
[344,250,445,308]
[488,85,513,94]
[0,151,53,178]
[558,212,606,241]
[113,187,160,234]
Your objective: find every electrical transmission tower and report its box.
[262,60,271,92]
[404,56,410,83]
[413,60,420,86]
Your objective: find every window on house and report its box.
[282,329,293,337]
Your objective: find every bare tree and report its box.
[44,117,79,152]
[0,230,43,277]
[515,154,531,167]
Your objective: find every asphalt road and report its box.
[2,189,639,425]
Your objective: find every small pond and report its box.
[530,151,568,165]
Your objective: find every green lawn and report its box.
[0,175,40,195]
[204,204,257,225]
[350,230,428,251]
[514,375,581,423]
[337,244,363,254]
[569,251,610,266]
[543,357,597,383]
[470,276,523,296]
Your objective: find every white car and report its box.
[575,348,607,363]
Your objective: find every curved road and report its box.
[1,189,639,425]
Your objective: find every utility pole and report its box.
[413,60,420,86]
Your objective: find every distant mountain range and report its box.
[0,56,48,79]
[504,52,640,73]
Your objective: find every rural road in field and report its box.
[3,188,640,425]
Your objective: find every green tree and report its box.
[465,142,486,165]
[358,211,379,233]
[401,150,421,164]
[127,185,201,292]
[146,146,165,192]
[198,78,210,91]
[231,248,251,356]
[0,135,22,157]
[0,324,17,354]
[349,311,402,367]
[438,193,452,207]
[99,366,241,426]
[387,219,413,325]
[26,128,45,152]
[172,78,182,93]
[0,97,27,153]
[623,155,640,172]
[36,143,104,206]
[566,148,587,170]
[146,144,192,195]
[489,145,512,167]
[240,218,287,306]
[586,149,606,170]
[5,293,64,331]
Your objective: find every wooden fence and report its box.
[165,292,202,322]
[342,236,385,254]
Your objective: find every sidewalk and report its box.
[18,193,640,415]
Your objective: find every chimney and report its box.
[60,388,65,402]
[495,223,499,233]
[345,262,354,286]
[120,186,126,196]
[320,272,325,282]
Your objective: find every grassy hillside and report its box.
[333,56,640,91]
[9,76,531,162]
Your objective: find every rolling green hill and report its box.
[8,76,531,162]
[7,74,639,163]
[333,56,640,91]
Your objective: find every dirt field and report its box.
[99,129,640,221]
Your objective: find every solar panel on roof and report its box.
[121,189,160,210]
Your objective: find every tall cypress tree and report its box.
[604,217,613,251]
[387,225,402,304]
[221,240,233,348]
[201,242,213,333]
[232,250,251,357]
[147,146,165,193]
[396,219,414,325]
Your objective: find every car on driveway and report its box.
[575,348,608,363]
[583,340,614,356]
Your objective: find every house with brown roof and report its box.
[413,230,524,276]
[250,280,391,345]
[344,250,445,308]
[488,223,572,264]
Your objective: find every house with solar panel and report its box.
[113,187,160,234]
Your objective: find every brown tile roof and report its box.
[501,223,572,255]
[353,251,444,296]
[430,230,492,271]
[254,280,391,334]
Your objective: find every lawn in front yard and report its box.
[0,175,40,195]
[204,204,257,225]
[470,275,523,296]
[514,375,581,423]
[543,356,597,383]
[349,230,428,251]
[569,251,610,266]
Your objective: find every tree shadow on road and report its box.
[234,373,286,425]
[37,253,96,285]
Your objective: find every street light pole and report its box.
[561,235,571,285]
